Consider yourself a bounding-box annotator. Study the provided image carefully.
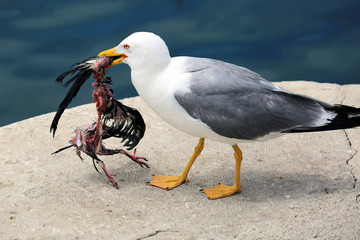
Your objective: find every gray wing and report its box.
[174,57,332,140]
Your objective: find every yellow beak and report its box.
[98,47,127,66]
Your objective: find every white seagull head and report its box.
[98,32,171,71]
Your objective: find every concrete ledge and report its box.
[0,81,359,239]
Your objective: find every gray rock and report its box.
[0,81,359,239]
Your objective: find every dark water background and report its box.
[1,0,360,126]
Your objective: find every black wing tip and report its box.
[284,104,360,133]
[321,104,360,131]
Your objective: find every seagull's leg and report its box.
[148,138,205,190]
[200,144,242,199]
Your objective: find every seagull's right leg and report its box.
[148,138,205,190]
[200,144,243,199]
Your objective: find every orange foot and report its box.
[200,184,241,200]
[147,174,188,190]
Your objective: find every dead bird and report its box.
[51,56,148,188]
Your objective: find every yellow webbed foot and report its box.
[148,138,204,191]
[147,174,188,190]
[200,183,241,200]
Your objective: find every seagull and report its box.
[98,32,360,199]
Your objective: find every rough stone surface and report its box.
[0,81,359,239]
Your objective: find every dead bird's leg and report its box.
[98,148,149,168]
[95,158,119,189]
[86,149,118,189]
[121,149,149,168]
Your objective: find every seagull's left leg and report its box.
[148,138,205,190]
[201,144,242,199]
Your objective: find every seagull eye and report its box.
[124,44,130,49]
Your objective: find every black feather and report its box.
[50,58,96,136]
[283,104,360,133]
[102,100,146,150]
[51,145,73,155]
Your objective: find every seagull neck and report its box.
[131,66,163,89]
[131,56,170,79]
[130,60,171,101]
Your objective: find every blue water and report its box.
[1,0,360,126]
